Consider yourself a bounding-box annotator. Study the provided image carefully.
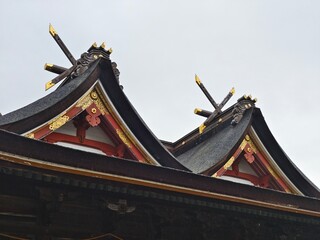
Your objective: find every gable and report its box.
[212,128,303,195]
[23,83,158,165]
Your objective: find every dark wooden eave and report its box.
[0,129,319,217]
[251,108,320,198]
[0,61,100,133]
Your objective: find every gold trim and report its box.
[45,80,55,91]
[241,134,292,193]
[44,63,53,70]
[76,94,93,110]
[0,152,318,218]
[49,115,69,131]
[199,123,206,134]
[195,74,201,85]
[249,128,302,195]
[240,138,247,150]
[230,87,235,95]
[223,157,235,170]
[244,135,257,153]
[25,133,35,139]
[116,129,132,148]
[91,92,98,100]
[100,42,106,49]
[92,42,98,48]
[194,108,202,114]
[49,24,57,37]
[94,85,156,164]
[93,97,108,115]
[76,91,108,115]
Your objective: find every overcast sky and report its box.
[0,1,319,188]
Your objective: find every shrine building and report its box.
[0,25,319,240]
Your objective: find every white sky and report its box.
[0,1,319,188]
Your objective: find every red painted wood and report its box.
[44,132,118,156]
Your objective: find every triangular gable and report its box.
[24,84,158,165]
[212,129,302,195]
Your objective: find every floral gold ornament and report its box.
[49,115,69,131]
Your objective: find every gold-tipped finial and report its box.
[195,74,201,85]
[100,42,106,49]
[199,123,206,134]
[44,63,53,70]
[49,24,57,37]
[45,80,55,91]
[108,48,113,53]
[230,87,235,95]
[92,42,98,48]
[253,98,258,103]
[194,108,202,114]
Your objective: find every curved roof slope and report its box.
[0,61,100,133]
[251,108,320,198]
[0,55,188,171]
[169,98,319,198]
[176,108,252,173]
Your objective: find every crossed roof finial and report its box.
[44,24,112,91]
[194,74,235,134]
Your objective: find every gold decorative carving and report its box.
[116,129,132,148]
[240,138,247,150]
[76,91,108,115]
[25,133,35,139]
[93,97,108,115]
[49,115,69,131]
[223,156,235,170]
[245,135,258,153]
[76,94,93,110]
[90,91,98,99]
[91,108,97,114]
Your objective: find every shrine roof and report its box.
[176,109,252,173]
[0,24,318,200]
[166,104,320,198]
[0,56,187,170]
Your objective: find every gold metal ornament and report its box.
[49,115,69,131]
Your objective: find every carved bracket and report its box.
[231,96,257,126]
